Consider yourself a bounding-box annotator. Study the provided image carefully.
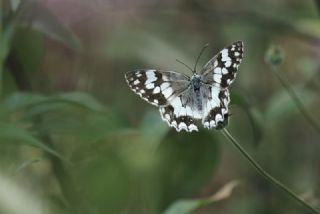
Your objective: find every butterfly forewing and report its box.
[201,41,244,88]
[125,69,190,106]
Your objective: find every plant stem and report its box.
[222,128,320,214]
[0,1,3,97]
[315,0,320,15]
[271,66,320,134]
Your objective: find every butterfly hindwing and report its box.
[125,69,190,106]
[201,41,244,88]
[160,104,198,132]
[159,87,202,132]
[202,88,230,129]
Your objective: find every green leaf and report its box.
[11,29,44,74]
[0,19,17,62]
[0,92,106,118]
[15,158,41,172]
[164,181,239,214]
[0,122,63,159]
[55,92,106,112]
[157,131,220,208]
[18,0,81,49]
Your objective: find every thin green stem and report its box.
[222,128,320,214]
[0,1,3,96]
[270,66,320,134]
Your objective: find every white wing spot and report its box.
[145,71,157,84]
[165,114,170,120]
[153,99,159,104]
[171,121,177,127]
[214,67,222,74]
[189,124,198,131]
[222,68,228,74]
[153,86,160,94]
[215,114,223,122]
[162,76,169,81]
[222,108,228,114]
[221,49,228,57]
[225,61,231,67]
[213,74,222,83]
[160,82,170,91]
[146,83,155,89]
[162,87,173,99]
[222,56,231,62]
[171,97,182,116]
[204,121,209,128]
[178,122,187,130]
[133,79,140,85]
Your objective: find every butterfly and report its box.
[125,41,244,132]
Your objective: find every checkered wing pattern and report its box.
[199,41,244,129]
[201,41,244,88]
[125,41,244,132]
[125,69,190,106]
[159,86,203,132]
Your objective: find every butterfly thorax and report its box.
[191,74,201,90]
[190,74,203,111]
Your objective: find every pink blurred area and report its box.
[45,0,108,25]
[44,0,155,25]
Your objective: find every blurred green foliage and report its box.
[0,0,320,213]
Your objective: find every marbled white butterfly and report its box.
[125,41,244,132]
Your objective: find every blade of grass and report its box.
[0,1,2,96]
[270,65,320,134]
[221,128,320,214]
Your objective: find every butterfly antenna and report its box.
[176,59,193,73]
[193,43,209,74]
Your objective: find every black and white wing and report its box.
[125,69,190,106]
[201,41,244,88]
[201,86,231,129]
[200,41,244,129]
[159,87,202,132]
[125,41,244,132]
[125,69,200,132]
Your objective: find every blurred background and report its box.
[0,0,320,213]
